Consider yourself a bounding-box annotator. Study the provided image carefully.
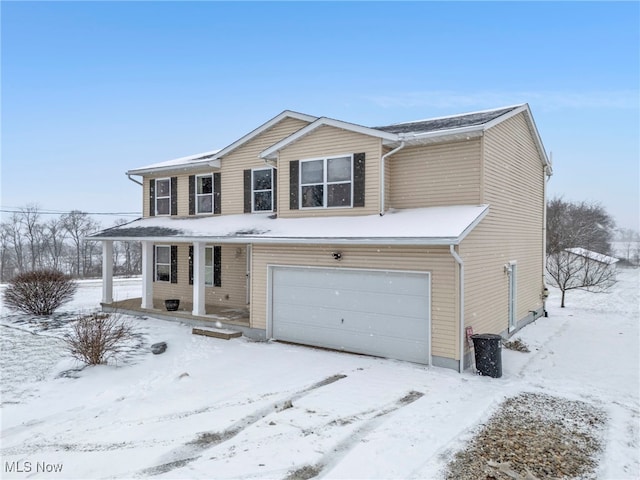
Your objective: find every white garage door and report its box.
[270,266,430,364]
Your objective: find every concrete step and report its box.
[192,327,242,340]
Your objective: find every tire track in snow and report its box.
[134,374,348,477]
[285,390,425,480]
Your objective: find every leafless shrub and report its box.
[503,338,530,353]
[63,312,135,365]
[2,269,77,315]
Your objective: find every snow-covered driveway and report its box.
[0,271,638,479]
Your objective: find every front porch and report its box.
[101,297,262,339]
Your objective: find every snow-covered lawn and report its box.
[1,271,638,479]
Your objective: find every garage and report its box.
[269,266,431,364]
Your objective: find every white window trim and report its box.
[251,167,274,213]
[195,173,214,215]
[155,245,171,283]
[155,178,171,216]
[299,154,353,209]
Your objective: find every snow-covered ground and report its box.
[0,271,638,479]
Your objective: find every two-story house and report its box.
[91,104,552,372]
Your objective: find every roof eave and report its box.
[88,234,461,246]
[127,158,221,176]
[261,117,399,159]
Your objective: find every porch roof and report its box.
[89,204,489,246]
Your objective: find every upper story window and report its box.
[155,178,171,215]
[196,174,213,214]
[252,168,273,212]
[300,155,352,208]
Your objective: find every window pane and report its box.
[156,246,170,263]
[328,183,351,207]
[156,265,170,282]
[198,195,212,213]
[205,266,213,287]
[157,198,170,215]
[198,176,212,195]
[327,157,351,182]
[254,191,272,211]
[253,169,272,190]
[301,160,323,184]
[205,247,213,265]
[302,185,323,207]
[157,179,170,196]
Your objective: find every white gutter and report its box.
[126,173,143,186]
[380,141,406,215]
[449,245,465,374]
[88,235,463,246]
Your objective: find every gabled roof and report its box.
[127,110,316,176]
[259,104,549,171]
[375,106,519,135]
[260,117,399,160]
[89,205,489,246]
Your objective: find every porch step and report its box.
[192,327,242,340]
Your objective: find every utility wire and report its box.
[0,207,141,216]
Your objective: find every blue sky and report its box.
[2,1,639,230]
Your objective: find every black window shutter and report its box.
[188,175,195,215]
[188,245,194,285]
[272,168,277,211]
[353,153,366,207]
[149,179,156,217]
[170,245,178,284]
[170,177,178,216]
[152,245,156,282]
[213,172,221,214]
[243,169,252,213]
[289,160,299,210]
[213,246,222,287]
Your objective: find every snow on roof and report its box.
[374,105,521,135]
[565,247,619,265]
[128,150,221,175]
[91,205,489,245]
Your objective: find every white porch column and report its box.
[192,242,206,316]
[101,241,113,304]
[141,241,154,309]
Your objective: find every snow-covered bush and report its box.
[63,312,134,365]
[2,269,77,315]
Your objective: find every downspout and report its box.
[449,244,465,373]
[127,173,143,186]
[380,141,406,216]
[542,152,553,315]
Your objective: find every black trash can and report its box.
[471,334,502,378]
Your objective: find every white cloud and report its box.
[367,90,639,111]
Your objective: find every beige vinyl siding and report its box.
[152,243,248,310]
[250,244,459,360]
[141,117,309,218]
[220,117,311,215]
[388,139,482,209]
[460,112,545,338]
[277,125,383,217]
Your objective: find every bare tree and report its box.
[547,197,615,255]
[6,212,26,274]
[62,211,100,277]
[546,249,617,307]
[0,223,13,282]
[20,205,43,271]
[43,217,68,271]
[617,228,640,265]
